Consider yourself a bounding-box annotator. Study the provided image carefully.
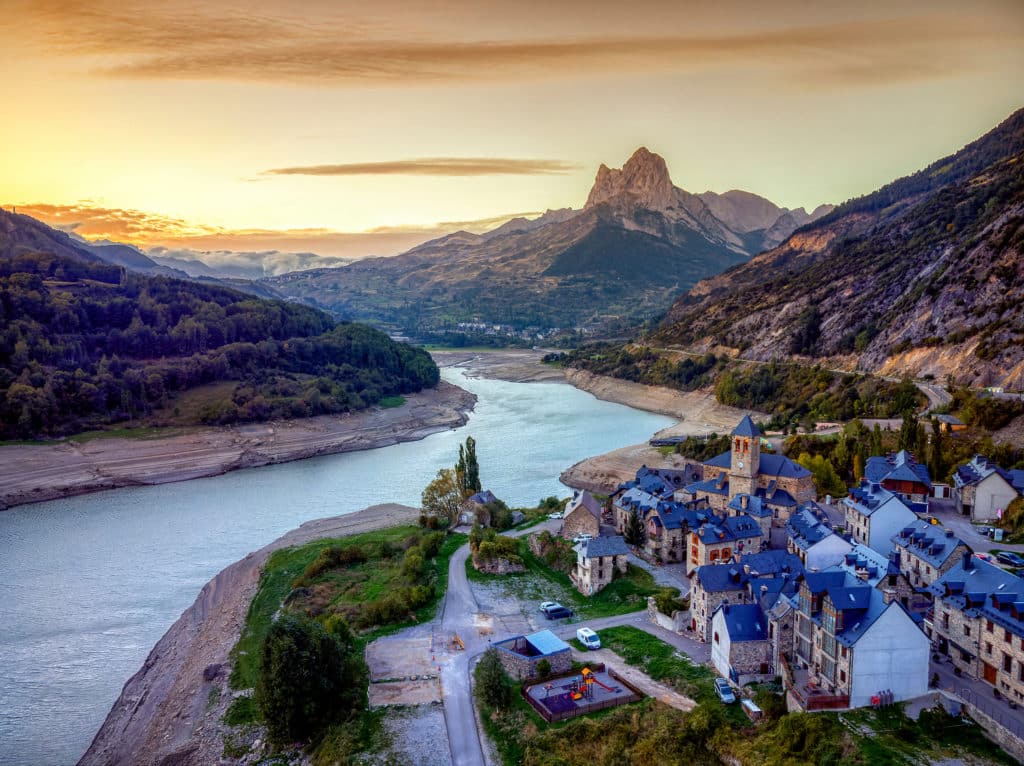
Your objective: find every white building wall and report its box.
[866,499,918,557]
[849,604,929,707]
[805,535,854,572]
[972,474,1019,522]
[711,609,732,679]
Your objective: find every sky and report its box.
[1,0,1022,262]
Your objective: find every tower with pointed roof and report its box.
[729,415,760,498]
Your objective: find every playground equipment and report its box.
[581,667,617,693]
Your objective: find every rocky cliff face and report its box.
[654,107,1024,389]
[270,147,825,338]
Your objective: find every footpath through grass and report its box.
[466,536,668,619]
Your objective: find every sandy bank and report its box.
[430,349,565,383]
[0,382,475,511]
[78,502,422,766]
[559,370,763,494]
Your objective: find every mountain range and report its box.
[268,148,832,339]
[653,107,1024,389]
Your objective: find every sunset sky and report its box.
[1,0,1022,261]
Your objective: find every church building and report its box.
[679,416,816,525]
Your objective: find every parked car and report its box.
[540,601,559,613]
[572,533,593,544]
[548,511,565,520]
[974,552,994,562]
[714,678,736,704]
[576,627,601,650]
[544,605,574,620]
[996,551,1024,568]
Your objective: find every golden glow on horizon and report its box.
[1,0,1022,258]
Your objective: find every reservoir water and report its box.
[0,366,674,766]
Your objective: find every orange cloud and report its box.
[10,201,546,259]
[263,158,580,177]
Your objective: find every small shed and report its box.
[494,629,573,680]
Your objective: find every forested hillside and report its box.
[0,251,439,439]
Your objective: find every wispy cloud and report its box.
[263,158,580,177]
[10,2,1016,88]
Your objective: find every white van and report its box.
[576,627,601,650]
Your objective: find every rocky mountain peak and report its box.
[585,147,676,211]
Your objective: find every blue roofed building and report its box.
[711,602,774,684]
[612,468,712,564]
[842,480,918,556]
[786,504,854,571]
[892,521,971,591]
[494,629,573,680]
[866,450,932,513]
[928,553,1024,702]
[781,567,929,709]
[688,513,764,575]
[952,455,1022,522]
[683,416,815,525]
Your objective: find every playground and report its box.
[523,665,643,722]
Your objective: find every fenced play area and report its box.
[522,664,644,722]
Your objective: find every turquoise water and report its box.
[0,367,673,765]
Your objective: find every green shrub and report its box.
[474,648,512,710]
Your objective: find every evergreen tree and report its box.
[853,452,865,483]
[255,614,366,745]
[456,436,481,494]
[929,418,946,482]
[474,648,512,710]
[899,413,919,451]
[624,510,646,547]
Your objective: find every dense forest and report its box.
[0,251,439,439]
[548,344,925,428]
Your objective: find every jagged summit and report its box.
[585,147,676,212]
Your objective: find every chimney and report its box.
[743,564,751,575]
[963,550,973,571]
[945,529,954,538]
[722,600,730,614]
[741,495,749,509]
[760,585,768,598]
[883,589,896,604]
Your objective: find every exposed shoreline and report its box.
[0,381,475,511]
[430,350,761,493]
[77,503,423,766]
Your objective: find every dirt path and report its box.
[0,382,475,510]
[77,503,422,766]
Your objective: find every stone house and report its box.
[689,549,803,641]
[842,481,917,556]
[613,482,709,565]
[711,603,773,684]
[459,489,497,526]
[783,569,929,710]
[727,494,774,539]
[892,521,970,591]
[866,450,932,514]
[493,629,572,681]
[786,505,854,571]
[687,513,763,575]
[953,455,1021,522]
[928,554,1024,704]
[561,489,602,540]
[838,544,918,612]
[571,536,629,596]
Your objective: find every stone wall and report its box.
[473,555,526,575]
[646,596,688,633]
[495,643,572,681]
[562,507,600,540]
[934,597,1024,704]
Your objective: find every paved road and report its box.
[927,500,1024,554]
[439,543,487,766]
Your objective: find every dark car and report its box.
[996,551,1024,568]
[543,606,574,620]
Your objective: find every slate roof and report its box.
[525,630,571,656]
[839,544,894,586]
[741,549,804,576]
[685,477,729,497]
[577,535,629,559]
[935,414,964,426]
[893,520,968,570]
[930,555,1024,639]
[697,513,763,545]
[732,415,761,438]
[567,489,602,519]
[718,603,768,642]
[799,568,897,647]
[695,550,803,593]
[757,486,798,508]
[844,481,906,518]
[727,494,772,518]
[786,505,834,550]
[696,564,748,592]
[866,450,932,489]
[1011,470,1024,494]
[954,455,1017,490]
[467,490,497,504]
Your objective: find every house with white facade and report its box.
[953,455,1021,522]
[786,505,854,571]
[711,602,773,684]
[842,481,917,556]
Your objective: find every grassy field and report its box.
[466,536,670,619]
[227,526,467,708]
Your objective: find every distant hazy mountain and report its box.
[653,107,1024,389]
[149,247,352,280]
[270,148,830,339]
